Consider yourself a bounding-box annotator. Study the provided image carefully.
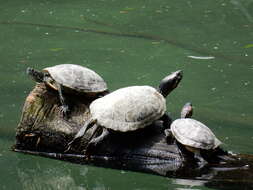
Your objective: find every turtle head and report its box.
[26,67,45,83]
[181,102,193,118]
[158,70,183,98]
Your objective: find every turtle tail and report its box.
[214,137,222,149]
[26,67,44,83]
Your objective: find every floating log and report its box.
[13,84,253,187]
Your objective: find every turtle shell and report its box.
[89,86,166,132]
[43,64,108,93]
[171,118,222,150]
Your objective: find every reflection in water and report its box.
[172,178,207,189]
[18,169,82,190]
[11,146,253,190]
[17,163,81,190]
[14,155,175,190]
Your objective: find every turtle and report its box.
[67,70,183,151]
[165,102,222,168]
[26,64,108,117]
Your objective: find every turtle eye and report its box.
[44,73,50,77]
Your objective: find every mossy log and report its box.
[15,83,186,175]
[15,83,91,152]
[14,84,253,185]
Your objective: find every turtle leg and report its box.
[160,113,172,129]
[85,127,110,155]
[55,83,70,118]
[164,128,172,138]
[88,127,110,148]
[74,118,97,142]
[65,118,96,152]
[194,150,208,169]
[164,129,175,144]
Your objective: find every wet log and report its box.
[15,83,91,152]
[13,84,253,186]
[15,83,186,175]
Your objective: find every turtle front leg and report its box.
[88,128,110,147]
[86,128,110,154]
[84,127,110,159]
[160,113,172,129]
[56,83,70,118]
[164,129,175,144]
[65,118,97,152]
[194,150,208,169]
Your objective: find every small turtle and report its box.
[68,70,183,151]
[165,103,222,167]
[27,64,108,117]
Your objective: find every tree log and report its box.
[13,84,253,187]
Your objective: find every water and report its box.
[0,0,252,189]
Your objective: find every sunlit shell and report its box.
[44,64,107,93]
[90,86,166,132]
[171,118,222,150]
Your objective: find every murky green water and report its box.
[0,0,252,189]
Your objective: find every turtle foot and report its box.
[84,140,98,157]
[164,129,172,137]
[194,154,208,169]
[64,139,76,153]
[196,160,208,170]
[86,138,101,151]
[64,144,72,153]
[164,129,174,144]
[59,105,70,119]
[85,129,109,156]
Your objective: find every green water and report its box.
[0,0,252,189]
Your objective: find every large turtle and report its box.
[67,70,183,151]
[165,102,222,167]
[27,64,108,117]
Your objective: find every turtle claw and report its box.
[196,159,208,170]
[164,129,172,137]
[64,138,76,153]
[164,129,174,144]
[64,145,71,153]
[85,128,109,155]
[194,153,208,169]
[86,137,101,154]
[85,138,103,157]
[84,141,96,156]
[88,138,100,148]
[59,105,70,118]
